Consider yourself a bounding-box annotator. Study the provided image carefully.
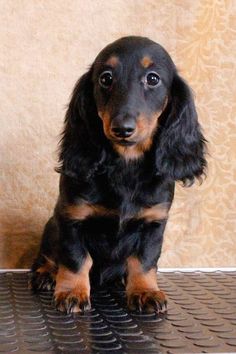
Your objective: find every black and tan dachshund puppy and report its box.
[30,36,207,313]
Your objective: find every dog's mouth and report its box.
[112,139,136,146]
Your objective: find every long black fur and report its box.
[31,36,207,308]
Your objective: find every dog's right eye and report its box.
[99,71,113,89]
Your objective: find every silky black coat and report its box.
[31,36,207,313]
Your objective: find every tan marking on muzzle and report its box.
[99,99,168,161]
[113,140,153,161]
[113,112,161,160]
[98,110,111,138]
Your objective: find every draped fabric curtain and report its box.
[0,0,235,268]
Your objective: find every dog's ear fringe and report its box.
[55,67,107,177]
[155,74,208,186]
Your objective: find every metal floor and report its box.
[0,271,236,353]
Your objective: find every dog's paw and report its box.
[29,271,55,292]
[54,288,91,314]
[127,289,167,313]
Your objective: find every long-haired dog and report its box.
[30,36,207,313]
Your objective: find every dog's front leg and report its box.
[54,217,92,313]
[126,222,167,313]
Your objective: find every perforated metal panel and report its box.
[0,271,236,353]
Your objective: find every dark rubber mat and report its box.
[0,271,236,353]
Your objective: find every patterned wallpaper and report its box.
[0,0,235,268]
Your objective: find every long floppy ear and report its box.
[56,68,104,177]
[155,74,207,185]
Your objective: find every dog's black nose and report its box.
[111,119,135,138]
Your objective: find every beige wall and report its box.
[0,0,235,268]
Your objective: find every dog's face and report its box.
[92,37,175,153]
[61,36,206,184]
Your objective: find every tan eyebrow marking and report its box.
[105,55,119,67]
[141,56,153,68]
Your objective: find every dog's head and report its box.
[92,37,172,153]
[60,36,207,184]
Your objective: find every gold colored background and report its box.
[0,0,235,268]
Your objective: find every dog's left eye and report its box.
[145,72,160,87]
[99,71,113,88]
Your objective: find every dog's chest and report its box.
[95,162,160,216]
